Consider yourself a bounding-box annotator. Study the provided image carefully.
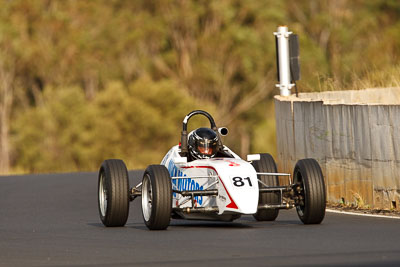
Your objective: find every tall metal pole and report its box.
[274,26,294,96]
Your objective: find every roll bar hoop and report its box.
[180,110,219,157]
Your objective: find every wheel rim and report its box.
[99,172,107,217]
[295,171,306,217]
[142,174,152,222]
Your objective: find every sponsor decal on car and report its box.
[210,158,240,166]
[167,160,204,205]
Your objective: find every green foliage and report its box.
[12,86,94,172]
[90,78,214,170]
[2,0,400,173]
[12,79,213,172]
[251,101,277,158]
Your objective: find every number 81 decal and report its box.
[232,177,252,187]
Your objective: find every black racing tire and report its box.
[252,153,280,221]
[141,165,172,230]
[98,159,130,227]
[293,158,326,224]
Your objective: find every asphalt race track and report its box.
[1,171,400,267]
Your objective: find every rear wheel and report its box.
[98,159,130,227]
[141,165,172,230]
[293,159,326,224]
[252,153,280,221]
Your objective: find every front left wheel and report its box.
[141,165,172,230]
[98,159,130,227]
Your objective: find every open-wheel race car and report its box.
[97,110,326,230]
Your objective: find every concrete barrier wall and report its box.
[274,88,400,210]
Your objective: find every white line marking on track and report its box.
[326,208,400,220]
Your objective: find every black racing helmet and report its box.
[188,128,219,159]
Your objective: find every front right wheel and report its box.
[293,158,326,224]
[141,165,172,230]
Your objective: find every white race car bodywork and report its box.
[161,145,259,221]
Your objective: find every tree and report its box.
[0,59,14,174]
[3,0,400,173]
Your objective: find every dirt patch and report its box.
[327,203,400,218]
